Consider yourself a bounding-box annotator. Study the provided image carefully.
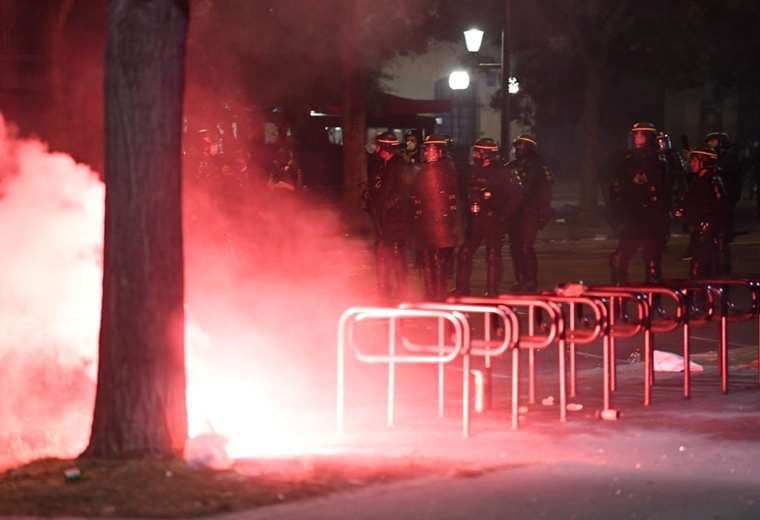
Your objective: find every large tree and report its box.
[85,0,189,458]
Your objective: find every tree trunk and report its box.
[340,1,367,225]
[85,0,189,459]
[48,0,76,153]
[341,66,367,220]
[579,64,602,213]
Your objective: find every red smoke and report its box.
[0,112,375,468]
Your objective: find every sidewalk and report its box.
[224,345,760,520]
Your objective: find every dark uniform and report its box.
[608,122,672,284]
[456,138,524,295]
[750,141,760,218]
[365,132,411,299]
[414,135,461,300]
[657,131,686,201]
[706,131,741,273]
[506,135,553,292]
[268,146,303,192]
[676,148,730,278]
[402,130,421,166]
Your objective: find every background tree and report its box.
[85,0,189,458]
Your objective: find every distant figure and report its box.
[364,132,410,300]
[455,138,523,296]
[267,146,303,192]
[505,135,553,292]
[402,130,421,165]
[674,148,730,278]
[657,130,686,200]
[414,135,461,300]
[607,122,671,284]
[705,131,741,273]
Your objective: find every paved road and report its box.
[224,310,760,519]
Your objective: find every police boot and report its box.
[719,238,732,276]
[433,250,448,300]
[485,248,503,296]
[609,250,628,285]
[421,250,436,300]
[689,257,706,280]
[522,248,538,293]
[644,257,662,285]
[376,243,391,298]
[509,245,523,292]
[455,244,475,296]
[390,242,407,300]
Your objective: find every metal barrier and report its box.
[592,286,686,403]
[667,279,760,393]
[337,279,760,439]
[399,302,519,429]
[452,296,562,429]
[580,290,647,397]
[337,307,468,436]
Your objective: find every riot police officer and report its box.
[675,148,730,278]
[706,131,742,202]
[455,138,523,295]
[365,132,411,299]
[706,131,741,273]
[506,135,553,292]
[608,122,672,284]
[414,135,461,300]
[657,130,686,200]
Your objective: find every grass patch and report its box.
[0,456,460,517]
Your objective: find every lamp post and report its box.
[461,0,513,151]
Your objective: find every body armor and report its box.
[505,148,553,292]
[365,152,411,299]
[456,162,523,295]
[679,149,731,278]
[414,159,460,249]
[608,146,672,284]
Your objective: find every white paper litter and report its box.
[653,350,704,373]
[185,433,233,470]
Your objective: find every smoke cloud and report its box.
[0,111,375,469]
[0,115,102,467]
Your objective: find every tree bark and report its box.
[340,1,367,225]
[341,66,367,220]
[579,64,602,212]
[85,0,189,459]
[48,0,76,152]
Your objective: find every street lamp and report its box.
[508,76,520,95]
[463,28,484,53]
[448,70,470,90]
[461,1,512,150]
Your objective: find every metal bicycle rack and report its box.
[666,279,760,393]
[398,302,519,433]
[453,296,567,428]
[337,307,469,436]
[337,279,760,440]
[592,286,686,403]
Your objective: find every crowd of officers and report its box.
[365,122,743,301]
[365,131,553,301]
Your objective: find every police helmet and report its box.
[513,134,538,158]
[472,137,500,164]
[705,131,730,150]
[629,121,658,149]
[375,131,400,152]
[689,147,718,172]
